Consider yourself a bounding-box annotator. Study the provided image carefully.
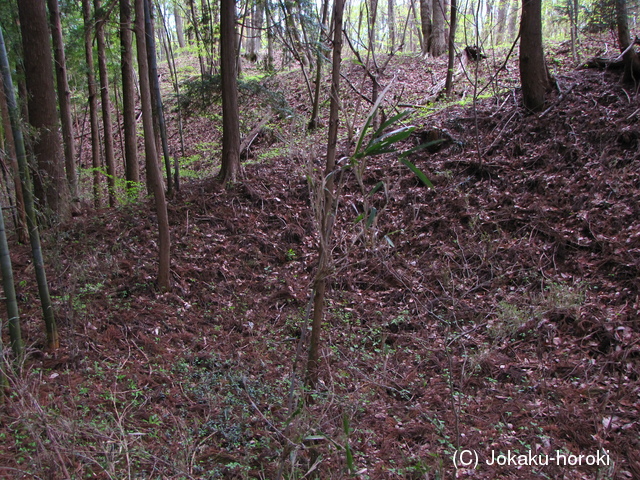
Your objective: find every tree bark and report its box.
[616,0,640,84]
[388,0,395,52]
[430,0,447,56]
[17,0,70,221]
[519,0,550,111]
[0,73,28,243]
[495,0,510,45]
[95,0,117,207]
[175,6,186,48]
[134,0,171,291]
[309,0,330,130]
[82,0,103,207]
[120,0,141,192]
[144,0,173,196]
[445,0,458,95]
[419,0,432,56]
[218,0,241,184]
[47,0,78,200]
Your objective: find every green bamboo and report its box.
[0,202,23,360]
[0,25,58,350]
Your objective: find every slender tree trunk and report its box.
[95,0,117,207]
[144,0,173,196]
[445,0,458,95]
[17,0,70,221]
[82,0,103,207]
[0,197,22,361]
[120,0,141,192]
[265,4,275,71]
[0,26,58,350]
[0,73,28,243]
[519,0,550,111]
[410,0,423,52]
[158,5,186,159]
[134,0,171,291]
[507,0,519,40]
[218,0,241,184]
[495,0,509,45]
[368,0,378,56]
[307,0,344,390]
[309,0,330,130]
[47,0,78,200]
[175,6,186,48]
[188,0,207,78]
[387,0,395,52]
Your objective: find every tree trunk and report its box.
[134,0,171,291]
[95,0,117,207]
[519,0,551,111]
[368,0,378,56]
[616,0,640,84]
[265,3,275,71]
[188,0,207,78]
[419,0,432,56]
[410,0,423,52]
[430,0,447,56]
[0,26,58,350]
[175,6,186,48]
[218,0,241,184]
[507,0,519,41]
[145,0,173,196]
[309,0,330,130]
[388,0,395,52]
[120,0,141,192]
[47,0,78,200]
[0,73,28,243]
[82,0,103,207]
[0,196,22,360]
[495,0,510,45]
[307,0,344,390]
[17,0,70,221]
[445,0,458,95]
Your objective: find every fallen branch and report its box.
[240,114,272,158]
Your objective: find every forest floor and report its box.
[1,40,640,479]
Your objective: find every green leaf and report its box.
[366,207,377,227]
[384,235,395,247]
[399,158,434,188]
[364,126,415,157]
[354,212,365,224]
[354,81,396,156]
[369,110,413,141]
[368,181,385,196]
[345,442,355,474]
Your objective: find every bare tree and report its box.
[82,0,103,207]
[218,0,241,184]
[47,0,78,199]
[95,0,117,206]
[307,0,345,389]
[134,0,171,291]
